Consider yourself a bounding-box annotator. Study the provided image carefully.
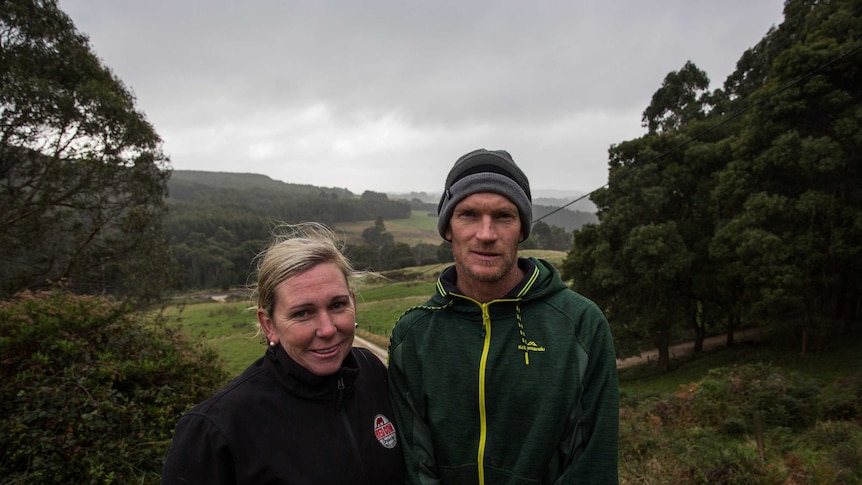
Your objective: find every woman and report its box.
[162,223,404,484]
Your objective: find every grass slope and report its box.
[332,210,440,246]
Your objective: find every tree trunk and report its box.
[656,332,671,373]
[726,313,737,347]
[693,300,705,353]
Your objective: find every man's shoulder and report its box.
[535,285,605,319]
[390,294,448,339]
[393,297,439,325]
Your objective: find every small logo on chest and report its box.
[518,340,546,352]
[373,414,397,449]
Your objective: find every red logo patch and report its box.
[373,414,397,449]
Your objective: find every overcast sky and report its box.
[58,0,785,196]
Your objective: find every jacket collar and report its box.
[438,257,537,299]
[265,344,359,403]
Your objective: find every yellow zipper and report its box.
[477,302,491,485]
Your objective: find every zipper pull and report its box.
[481,303,489,338]
[336,377,345,410]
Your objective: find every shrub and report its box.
[620,362,841,484]
[0,290,228,484]
[793,421,862,484]
[674,363,822,432]
[821,373,862,422]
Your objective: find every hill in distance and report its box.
[168,170,598,232]
[387,189,597,213]
[168,170,356,199]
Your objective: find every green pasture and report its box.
[163,301,262,376]
[334,210,440,246]
[619,328,862,398]
[165,278,437,376]
[166,254,565,376]
[355,280,436,340]
[167,284,862,405]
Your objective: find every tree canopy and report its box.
[563,0,862,370]
[1,0,175,305]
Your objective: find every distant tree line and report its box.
[165,173,580,288]
[165,174,414,288]
[562,0,861,371]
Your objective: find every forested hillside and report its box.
[165,171,413,288]
[533,203,597,232]
[164,170,589,289]
[563,0,862,371]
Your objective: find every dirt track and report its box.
[354,335,390,364]
[356,327,772,369]
[615,326,771,368]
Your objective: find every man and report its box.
[388,148,619,484]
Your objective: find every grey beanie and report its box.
[437,148,532,241]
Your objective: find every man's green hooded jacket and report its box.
[388,257,619,484]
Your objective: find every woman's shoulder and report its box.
[186,356,270,416]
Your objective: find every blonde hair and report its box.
[252,222,355,319]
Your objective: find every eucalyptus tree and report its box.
[642,60,711,134]
[565,61,722,371]
[711,0,862,351]
[1,0,176,304]
[566,132,707,372]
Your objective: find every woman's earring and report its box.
[269,341,276,347]
[354,322,359,328]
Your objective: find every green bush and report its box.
[654,363,822,433]
[792,421,862,484]
[0,290,228,484]
[821,373,862,422]
[619,362,862,484]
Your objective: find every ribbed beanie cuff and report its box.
[437,149,532,241]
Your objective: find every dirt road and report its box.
[357,326,771,369]
[354,335,390,364]
[616,326,771,368]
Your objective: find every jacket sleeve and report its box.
[387,336,442,485]
[161,413,236,485]
[556,307,620,484]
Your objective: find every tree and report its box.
[436,242,454,264]
[565,132,703,372]
[642,61,712,134]
[383,242,416,270]
[530,220,573,251]
[566,0,862,367]
[361,216,393,246]
[411,242,440,266]
[711,0,862,350]
[0,0,176,305]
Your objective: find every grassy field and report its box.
[166,251,567,376]
[162,300,261,376]
[618,327,862,396]
[332,210,440,246]
[168,290,862,394]
[168,250,861,396]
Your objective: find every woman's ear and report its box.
[258,308,277,344]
